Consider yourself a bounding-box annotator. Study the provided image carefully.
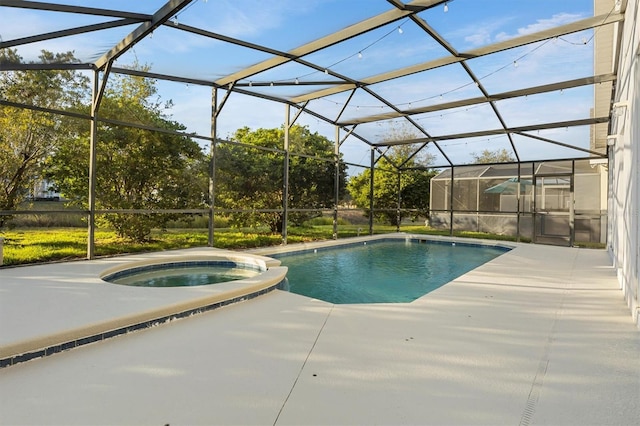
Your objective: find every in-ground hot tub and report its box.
[103,259,265,287]
[95,253,289,327]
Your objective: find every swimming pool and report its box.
[275,239,509,304]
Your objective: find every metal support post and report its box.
[333,126,340,239]
[87,63,111,259]
[209,87,217,247]
[396,171,401,232]
[516,162,521,242]
[87,71,99,259]
[369,148,375,235]
[282,105,290,245]
[449,166,454,236]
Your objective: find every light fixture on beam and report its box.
[444,2,449,12]
[589,158,607,166]
[612,100,629,116]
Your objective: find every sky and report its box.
[0,0,603,169]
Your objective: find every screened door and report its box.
[533,174,573,246]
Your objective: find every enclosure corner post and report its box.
[516,162,521,242]
[87,65,110,259]
[449,165,454,236]
[333,125,340,240]
[209,87,217,247]
[282,105,290,245]
[396,171,401,232]
[569,160,575,247]
[87,72,98,259]
[369,147,375,235]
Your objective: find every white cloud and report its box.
[454,17,514,47]
[166,85,286,141]
[457,12,587,48]
[465,31,492,46]
[495,13,586,42]
[189,0,321,39]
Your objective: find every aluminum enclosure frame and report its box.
[0,0,626,257]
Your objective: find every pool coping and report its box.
[245,232,516,258]
[0,249,287,368]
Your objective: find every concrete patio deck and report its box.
[0,237,638,425]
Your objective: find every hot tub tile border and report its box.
[103,260,264,283]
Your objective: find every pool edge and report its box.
[246,232,516,257]
[0,259,287,369]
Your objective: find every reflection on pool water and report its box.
[275,239,509,304]
[104,261,262,287]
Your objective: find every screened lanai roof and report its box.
[0,0,627,168]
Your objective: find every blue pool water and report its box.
[105,262,261,287]
[275,239,509,304]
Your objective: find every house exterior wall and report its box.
[608,0,640,326]
[31,179,63,201]
[592,0,616,154]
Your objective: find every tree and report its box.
[48,65,207,241]
[215,125,347,233]
[347,125,437,226]
[0,49,88,228]
[470,148,515,164]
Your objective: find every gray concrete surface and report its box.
[0,239,638,425]
[0,248,285,360]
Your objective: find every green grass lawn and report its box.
[1,203,540,266]
[0,225,531,267]
[0,228,278,266]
